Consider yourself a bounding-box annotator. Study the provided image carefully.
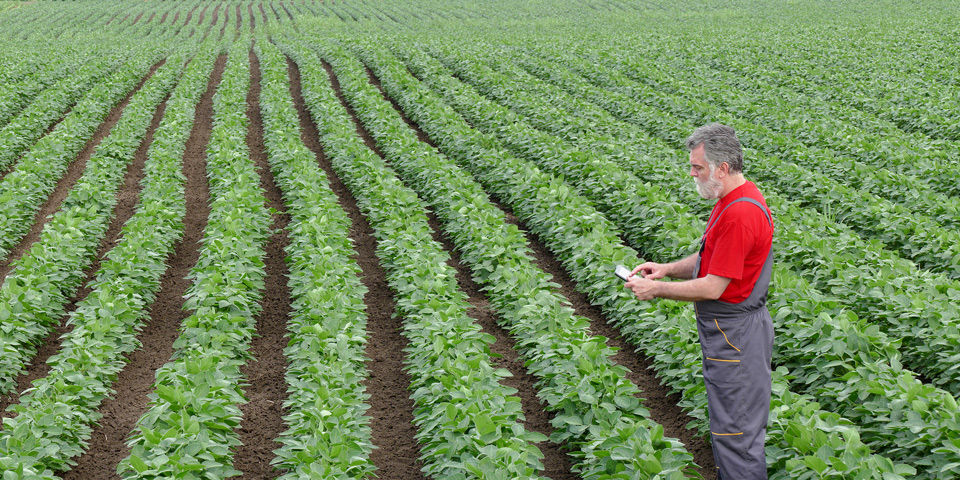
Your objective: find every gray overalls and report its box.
[692,197,774,480]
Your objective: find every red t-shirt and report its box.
[697,181,773,303]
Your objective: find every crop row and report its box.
[255,39,376,478]
[0,43,220,478]
[0,45,88,128]
[350,32,916,476]
[288,36,550,479]
[402,39,960,476]
[310,34,702,478]
[541,43,960,280]
[0,53,122,172]
[617,37,960,201]
[688,26,960,143]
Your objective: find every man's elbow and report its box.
[703,275,732,300]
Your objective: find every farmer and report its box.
[625,123,774,479]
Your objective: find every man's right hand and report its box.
[632,262,668,280]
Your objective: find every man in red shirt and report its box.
[626,123,774,479]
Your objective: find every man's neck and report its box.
[719,175,747,199]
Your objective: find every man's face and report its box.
[689,145,723,200]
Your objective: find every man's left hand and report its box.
[625,276,660,301]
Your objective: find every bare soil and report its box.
[0,32,718,480]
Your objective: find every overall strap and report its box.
[703,197,773,241]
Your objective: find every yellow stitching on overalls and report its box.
[706,357,740,363]
[711,431,744,436]
[714,318,741,352]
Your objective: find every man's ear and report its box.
[717,162,729,178]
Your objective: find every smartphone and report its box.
[615,265,633,281]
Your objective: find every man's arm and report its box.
[664,253,698,280]
[626,274,731,302]
[633,253,698,280]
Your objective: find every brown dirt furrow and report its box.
[146,12,156,25]
[247,2,256,32]
[228,47,291,480]
[205,3,221,40]
[0,60,168,424]
[0,59,165,282]
[361,66,577,479]
[279,2,294,21]
[131,12,144,25]
[429,211,578,479]
[60,54,226,480]
[171,10,180,26]
[363,62,718,477]
[235,4,241,32]
[287,56,427,480]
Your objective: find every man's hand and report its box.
[625,276,660,301]
[632,262,668,280]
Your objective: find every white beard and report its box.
[695,165,724,200]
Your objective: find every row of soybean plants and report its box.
[0,47,124,172]
[116,37,272,479]
[0,45,183,397]
[402,37,958,477]
[0,44,165,259]
[0,41,220,479]
[285,35,551,480]
[692,31,960,183]
[254,38,375,478]
[480,39,960,393]
[301,32,699,479]
[538,39,960,280]
[345,34,915,479]
[620,32,960,202]
[455,35,960,280]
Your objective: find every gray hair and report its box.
[685,123,743,173]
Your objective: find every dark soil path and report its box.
[61,54,226,480]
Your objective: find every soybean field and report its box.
[0,0,957,478]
